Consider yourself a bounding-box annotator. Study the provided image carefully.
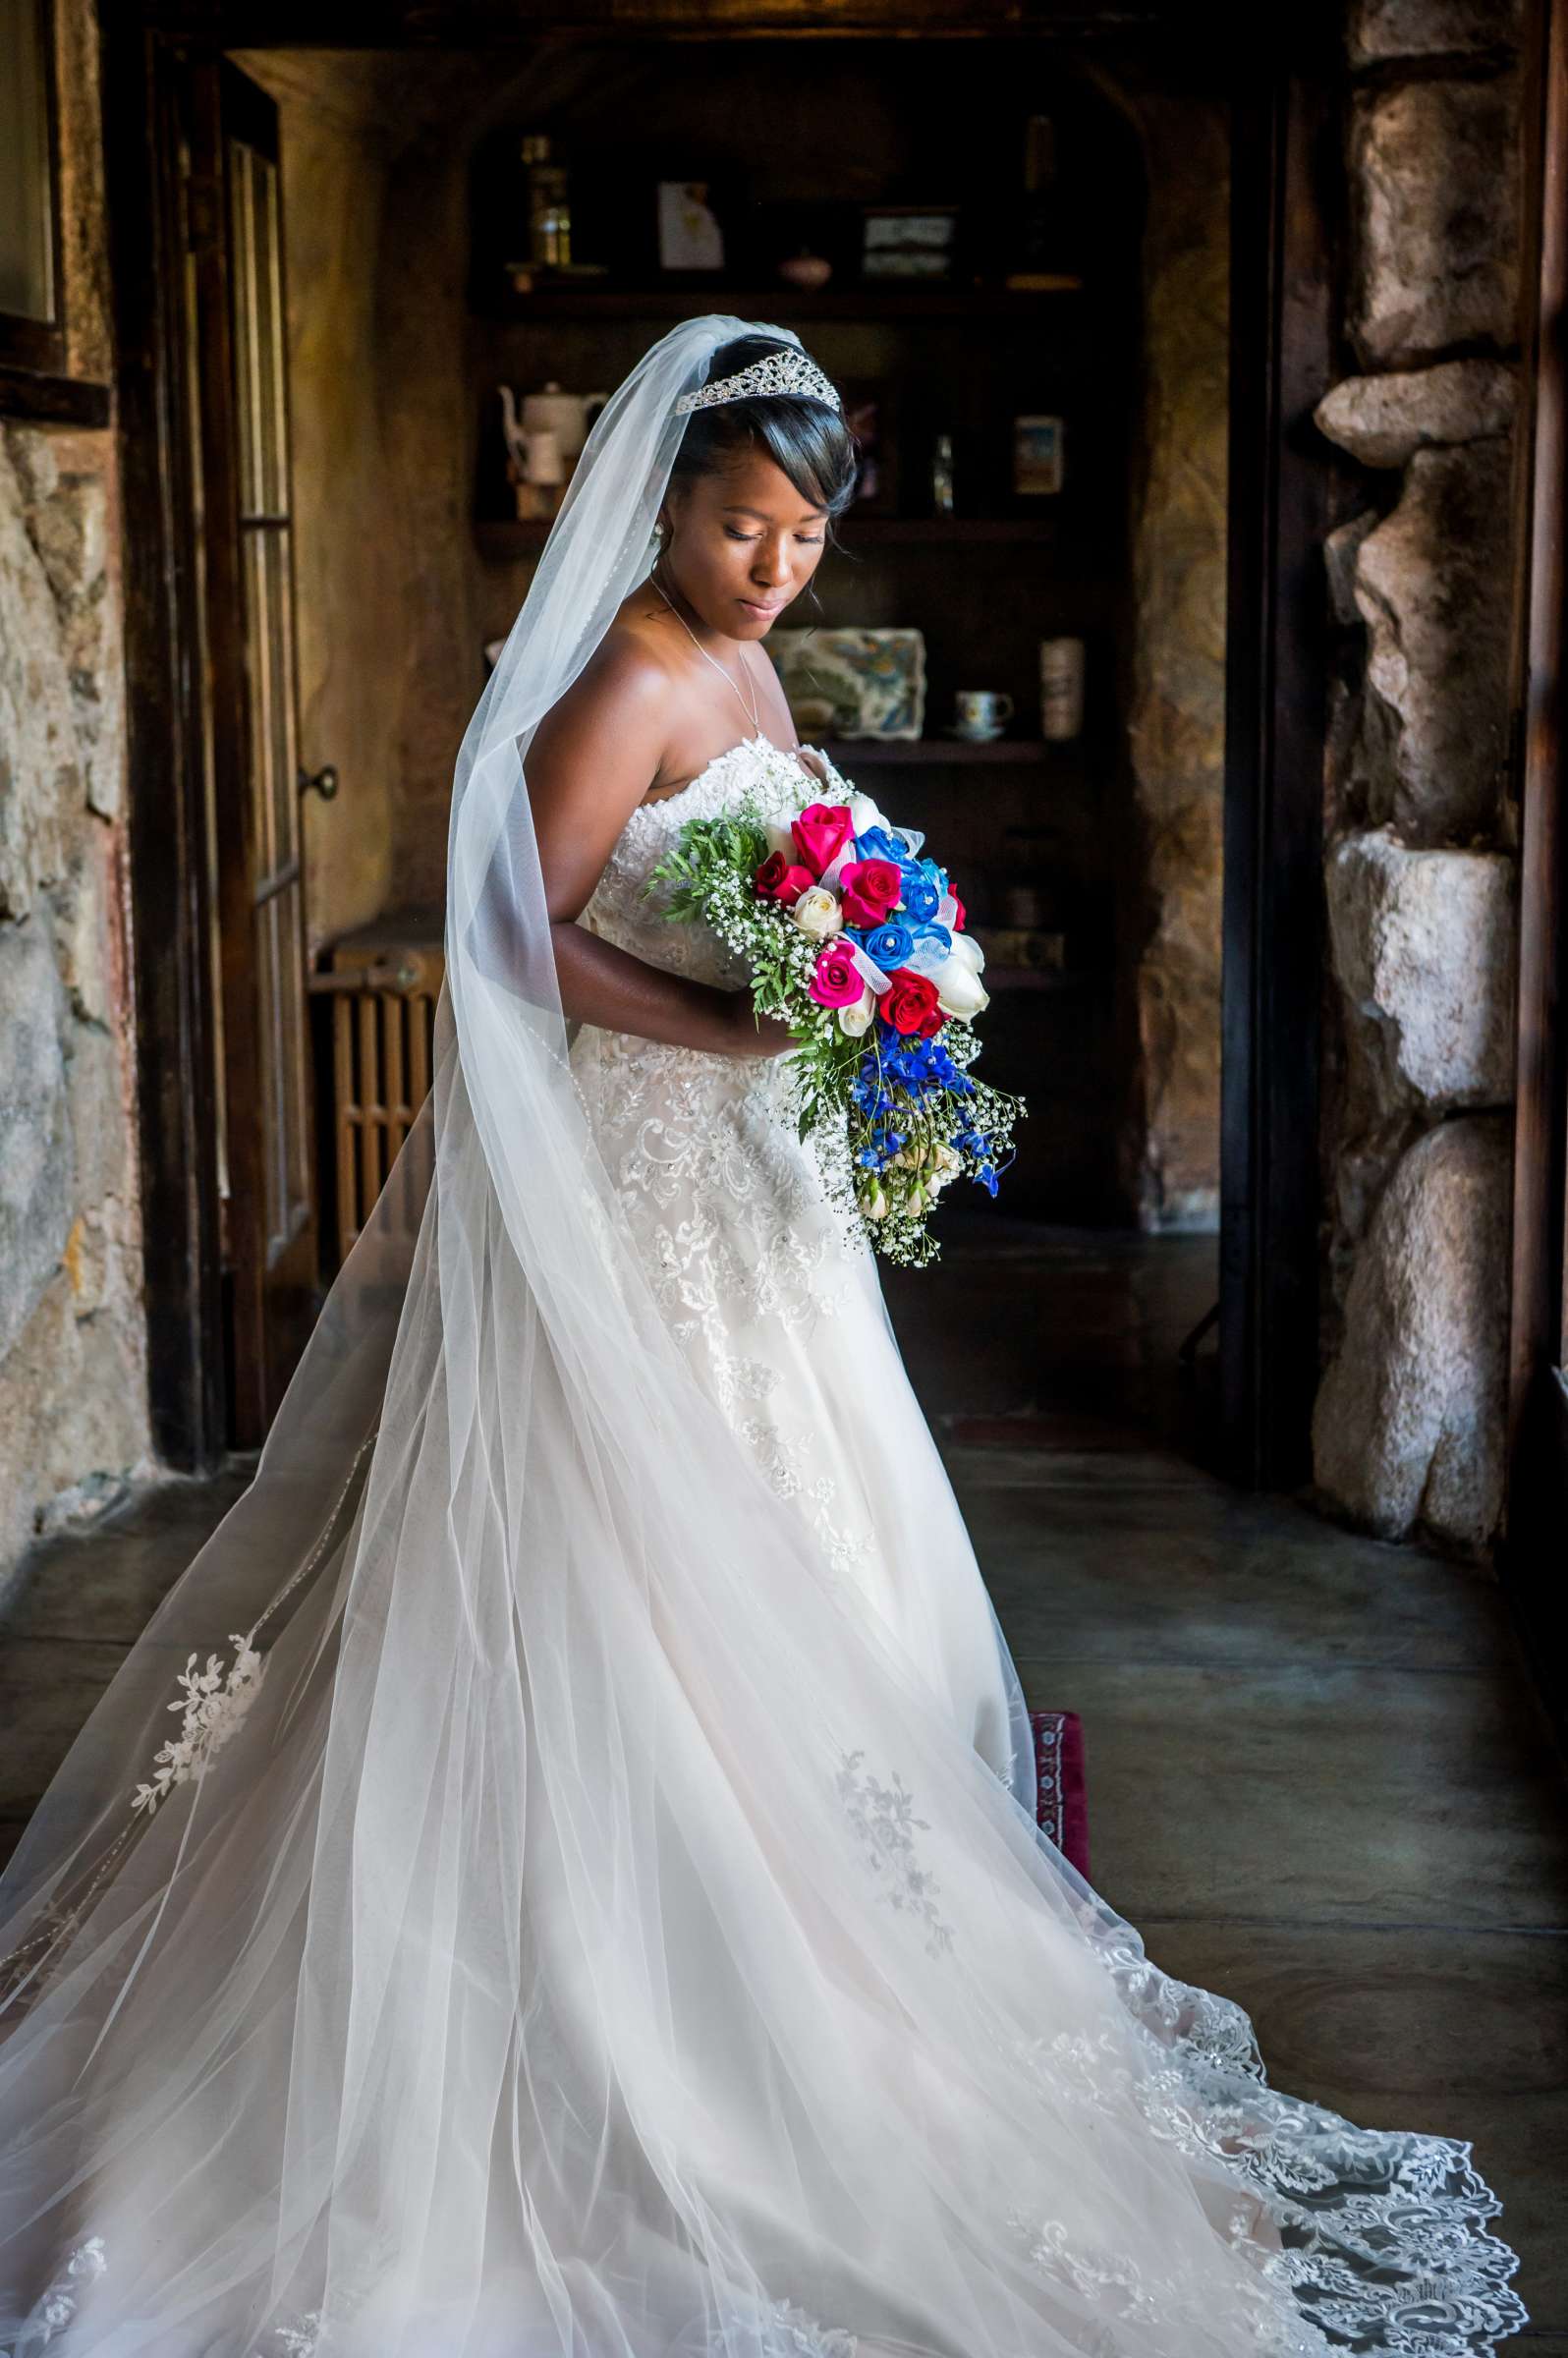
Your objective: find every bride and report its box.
[0,316,1528,2358]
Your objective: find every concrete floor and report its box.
[2,1219,1565,2339]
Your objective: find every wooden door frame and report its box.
[1504,0,1568,1703]
[106,20,229,1469]
[104,1,1335,1484]
[1219,19,1346,1491]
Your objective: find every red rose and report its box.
[882,967,942,1039]
[790,803,855,878]
[950,891,966,930]
[755,850,816,903]
[839,859,902,928]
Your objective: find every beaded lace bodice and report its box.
[568,732,893,1596]
[576,730,842,984]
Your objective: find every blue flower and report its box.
[856,824,914,866]
[864,922,914,969]
[899,867,940,923]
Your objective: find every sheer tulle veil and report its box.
[0,315,1528,2357]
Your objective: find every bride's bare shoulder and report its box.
[558,590,688,726]
[538,594,679,753]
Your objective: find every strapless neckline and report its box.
[632,732,832,823]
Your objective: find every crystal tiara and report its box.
[675,348,842,417]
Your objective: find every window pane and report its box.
[0,0,56,325]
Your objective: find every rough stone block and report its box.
[1353,440,1513,840]
[1350,78,1522,367]
[0,1271,149,1570]
[1327,828,1516,1110]
[0,916,72,1362]
[1316,360,1516,468]
[0,437,79,917]
[1349,0,1524,62]
[1325,512,1380,627]
[4,425,123,825]
[1313,1114,1511,1553]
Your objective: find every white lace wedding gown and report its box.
[572,732,1032,1808]
[0,731,1528,2358]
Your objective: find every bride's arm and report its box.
[526,637,790,1059]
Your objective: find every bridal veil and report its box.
[0,315,1526,2357]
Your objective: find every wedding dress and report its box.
[0,317,1528,2358]
[571,730,1032,1805]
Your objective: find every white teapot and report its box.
[520,379,606,461]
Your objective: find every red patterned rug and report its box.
[1030,1711,1090,1880]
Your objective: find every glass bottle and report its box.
[521,135,572,271]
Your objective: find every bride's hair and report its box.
[669,332,860,548]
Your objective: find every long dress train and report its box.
[0,732,1528,2357]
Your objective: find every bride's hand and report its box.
[725,995,796,1059]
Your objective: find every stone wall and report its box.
[0,3,150,1576]
[1311,0,1524,1557]
[1118,88,1229,1232]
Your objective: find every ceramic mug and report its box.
[954,689,1014,740]
[1039,637,1086,741]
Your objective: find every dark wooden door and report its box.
[187,60,318,1444]
[1506,0,1568,1703]
[1218,24,1343,1490]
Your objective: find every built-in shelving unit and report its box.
[467,58,1143,1217]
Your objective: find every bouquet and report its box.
[644,785,1024,1266]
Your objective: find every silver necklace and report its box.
[650,567,763,737]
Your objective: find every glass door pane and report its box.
[0,0,57,326]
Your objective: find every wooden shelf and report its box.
[475,514,1061,559]
[819,737,1060,765]
[478,279,1083,324]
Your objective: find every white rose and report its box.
[948,929,985,974]
[932,956,989,1020]
[763,821,796,861]
[857,1180,889,1220]
[791,885,843,941]
[925,1144,963,1195]
[848,791,889,838]
[837,988,875,1038]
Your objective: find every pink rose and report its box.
[839,859,902,928]
[807,940,865,1009]
[791,803,855,878]
[755,850,817,903]
[950,891,966,930]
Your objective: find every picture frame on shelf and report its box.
[860,204,957,283]
[767,626,926,742]
[657,180,725,273]
[1013,414,1065,497]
